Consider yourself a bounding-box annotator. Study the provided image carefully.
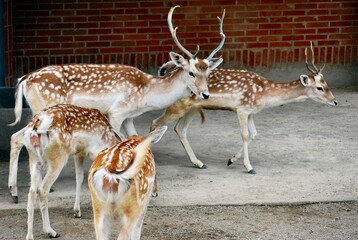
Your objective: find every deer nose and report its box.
[202,92,210,99]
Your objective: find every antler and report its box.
[168,5,199,59]
[207,9,226,60]
[305,41,325,74]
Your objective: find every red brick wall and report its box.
[7,0,358,86]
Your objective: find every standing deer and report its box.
[8,5,226,202]
[88,126,167,240]
[151,42,338,174]
[23,104,124,239]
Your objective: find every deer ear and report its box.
[300,74,311,86]
[169,52,187,68]
[208,57,223,70]
[158,60,177,76]
[146,126,168,144]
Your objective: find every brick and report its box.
[50,49,74,55]
[283,10,306,16]
[37,43,60,49]
[88,29,112,35]
[76,10,100,16]
[295,3,317,9]
[270,41,292,48]
[282,35,304,41]
[306,35,328,40]
[259,35,280,42]
[51,10,75,16]
[247,30,269,36]
[62,42,85,48]
[64,16,87,22]
[247,42,269,48]
[75,48,99,54]
[330,21,352,27]
[271,17,292,23]
[100,48,124,54]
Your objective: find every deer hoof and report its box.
[151,192,158,198]
[248,169,256,174]
[200,164,207,169]
[74,211,82,218]
[8,190,18,203]
[12,196,18,204]
[227,159,233,166]
[49,188,55,193]
[48,233,60,238]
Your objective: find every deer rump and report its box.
[90,138,153,204]
[23,112,54,159]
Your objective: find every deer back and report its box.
[23,104,118,159]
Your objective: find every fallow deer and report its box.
[8,5,226,202]
[23,104,123,240]
[151,42,338,174]
[88,126,167,240]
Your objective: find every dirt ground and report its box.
[0,89,357,239]
[0,202,357,239]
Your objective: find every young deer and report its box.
[8,5,226,202]
[88,126,167,240]
[23,104,122,240]
[152,42,338,174]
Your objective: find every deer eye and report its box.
[189,72,195,77]
[316,87,324,92]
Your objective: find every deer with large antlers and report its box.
[8,5,226,202]
[151,42,338,174]
[23,104,124,239]
[88,126,167,240]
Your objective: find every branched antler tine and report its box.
[319,63,326,73]
[305,47,316,74]
[310,41,320,73]
[192,45,200,58]
[207,9,226,60]
[168,5,194,59]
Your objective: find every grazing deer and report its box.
[88,126,167,240]
[23,104,123,240]
[151,42,338,174]
[8,5,226,202]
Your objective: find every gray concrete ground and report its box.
[0,89,357,239]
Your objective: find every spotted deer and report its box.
[8,5,226,202]
[151,42,338,174]
[23,104,124,240]
[88,126,167,240]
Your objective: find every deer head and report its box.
[167,5,226,99]
[300,42,338,106]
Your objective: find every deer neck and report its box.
[143,68,191,110]
[264,79,308,108]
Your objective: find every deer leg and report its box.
[228,114,257,172]
[93,208,110,240]
[73,154,85,218]
[38,155,68,238]
[26,152,42,240]
[247,114,257,140]
[175,108,206,168]
[228,112,256,174]
[8,127,26,203]
[129,209,147,240]
[122,118,138,136]
[151,107,186,131]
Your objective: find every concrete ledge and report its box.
[0,109,32,160]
